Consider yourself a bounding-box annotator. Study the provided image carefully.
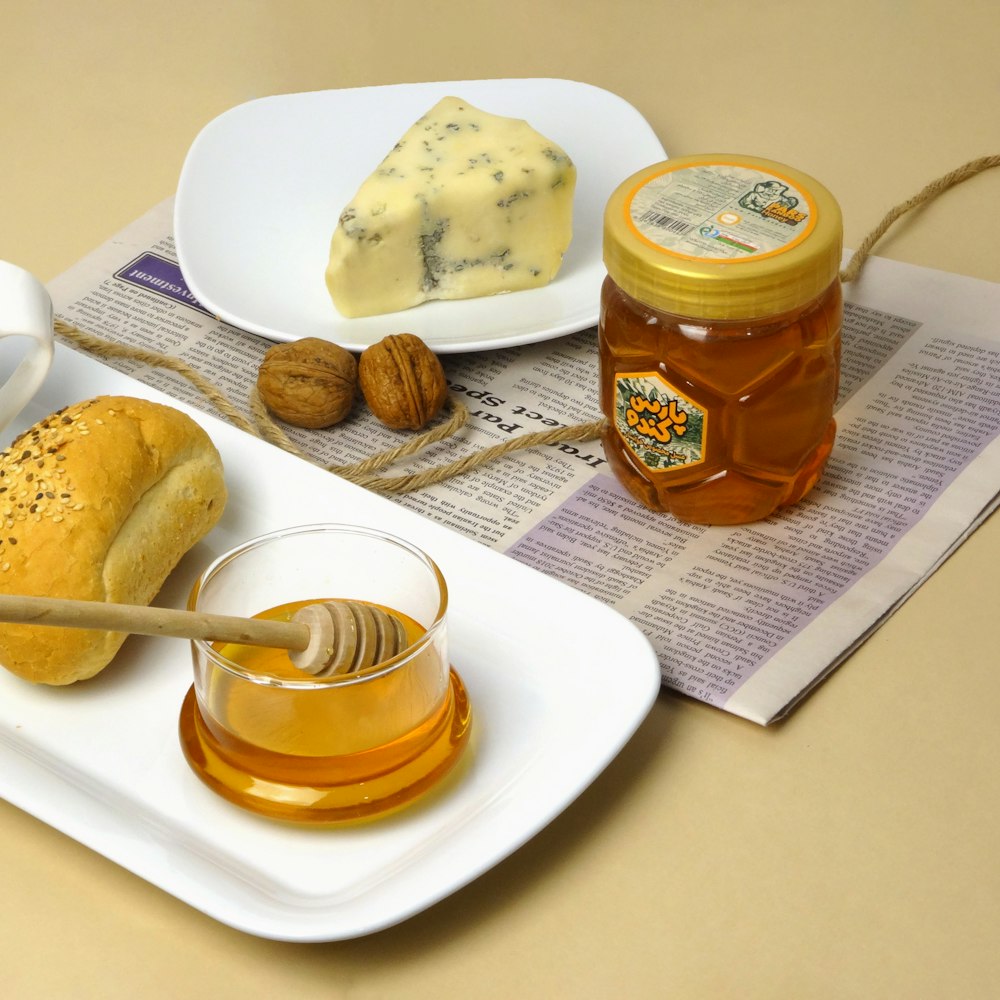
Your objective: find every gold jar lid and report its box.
[603,154,843,320]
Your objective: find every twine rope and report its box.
[54,154,999,494]
[838,154,1000,283]
[52,318,259,436]
[245,384,606,493]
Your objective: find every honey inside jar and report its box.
[599,155,844,525]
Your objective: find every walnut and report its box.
[257,338,357,428]
[359,334,448,430]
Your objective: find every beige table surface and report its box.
[2,2,999,997]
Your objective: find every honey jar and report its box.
[599,154,843,525]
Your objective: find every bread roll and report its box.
[0,396,227,684]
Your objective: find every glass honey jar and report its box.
[599,154,843,525]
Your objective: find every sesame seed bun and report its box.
[0,396,227,684]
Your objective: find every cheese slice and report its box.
[325,96,576,318]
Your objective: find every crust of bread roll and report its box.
[0,395,227,685]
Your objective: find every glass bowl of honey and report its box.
[178,523,472,824]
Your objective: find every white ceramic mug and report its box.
[0,260,55,435]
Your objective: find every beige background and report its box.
[2,2,999,996]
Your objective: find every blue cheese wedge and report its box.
[325,96,576,318]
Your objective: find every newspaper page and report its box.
[45,199,1000,725]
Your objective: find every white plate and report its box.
[0,344,660,941]
[173,78,666,352]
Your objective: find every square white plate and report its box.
[0,344,661,941]
[173,78,666,352]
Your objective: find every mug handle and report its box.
[0,260,55,435]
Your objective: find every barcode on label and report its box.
[638,210,692,235]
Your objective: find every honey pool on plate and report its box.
[179,598,472,824]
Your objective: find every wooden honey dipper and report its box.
[0,594,409,677]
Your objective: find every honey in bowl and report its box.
[178,525,472,824]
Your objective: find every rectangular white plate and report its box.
[0,344,661,941]
[174,78,666,352]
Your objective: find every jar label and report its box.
[627,161,817,262]
[612,372,706,471]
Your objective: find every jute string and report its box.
[53,154,999,494]
[838,154,1000,284]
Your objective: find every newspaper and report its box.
[46,199,1000,725]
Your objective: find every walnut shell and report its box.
[257,338,357,429]
[359,334,448,430]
